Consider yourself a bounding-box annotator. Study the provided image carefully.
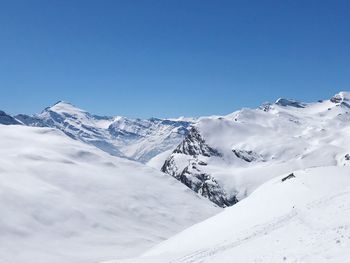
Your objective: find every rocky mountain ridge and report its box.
[3,92,350,208]
[6,101,193,163]
[160,91,350,207]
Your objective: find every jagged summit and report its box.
[161,127,236,207]
[172,127,221,157]
[330,91,350,103]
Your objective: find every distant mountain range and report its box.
[4,101,193,163]
[2,92,350,208]
[2,92,350,263]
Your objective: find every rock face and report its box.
[0,111,21,125]
[330,92,350,108]
[232,149,264,162]
[172,127,221,157]
[330,91,350,103]
[178,160,237,207]
[161,127,237,207]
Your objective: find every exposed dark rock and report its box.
[341,102,350,108]
[232,149,264,162]
[331,93,350,104]
[281,173,296,182]
[161,129,235,207]
[176,161,237,207]
[259,103,272,112]
[161,156,178,178]
[173,127,221,157]
[331,96,343,103]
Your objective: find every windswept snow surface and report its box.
[0,125,219,263]
[111,166,350,263]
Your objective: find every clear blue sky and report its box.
[1,0,349,118]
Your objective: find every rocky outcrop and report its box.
[232,149,264,162]
[178,160,237,207]
[161,127,236,207]
[172,127,221,157]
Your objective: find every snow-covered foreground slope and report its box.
[15,101,193,163]
[161,92,350,206]
[0,125,219,263]
[113,166,350,263]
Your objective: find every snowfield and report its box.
[0,125,219,263]
[111,166,350,263]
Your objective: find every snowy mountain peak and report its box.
[12,102,193,163]
[160,127,236,207]
[160,91,350,207]
[44,100,88,116]
[330,91,350,103]
[172,127,221,157]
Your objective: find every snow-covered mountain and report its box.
[160,92,350,207]
[5,92,350,209]
[0,124,219,263]
[15,101,193,163]
[0,110,21,125]
[2,91,350,263]
[115,166,350,263]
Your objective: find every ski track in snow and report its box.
[171,211,298,263]
[171,190,350,263]
[0,125,219,263]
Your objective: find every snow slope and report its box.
[112,166,350,263]
[15,101,193,163]
[0,125,219,263]
[161,92,350,206]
